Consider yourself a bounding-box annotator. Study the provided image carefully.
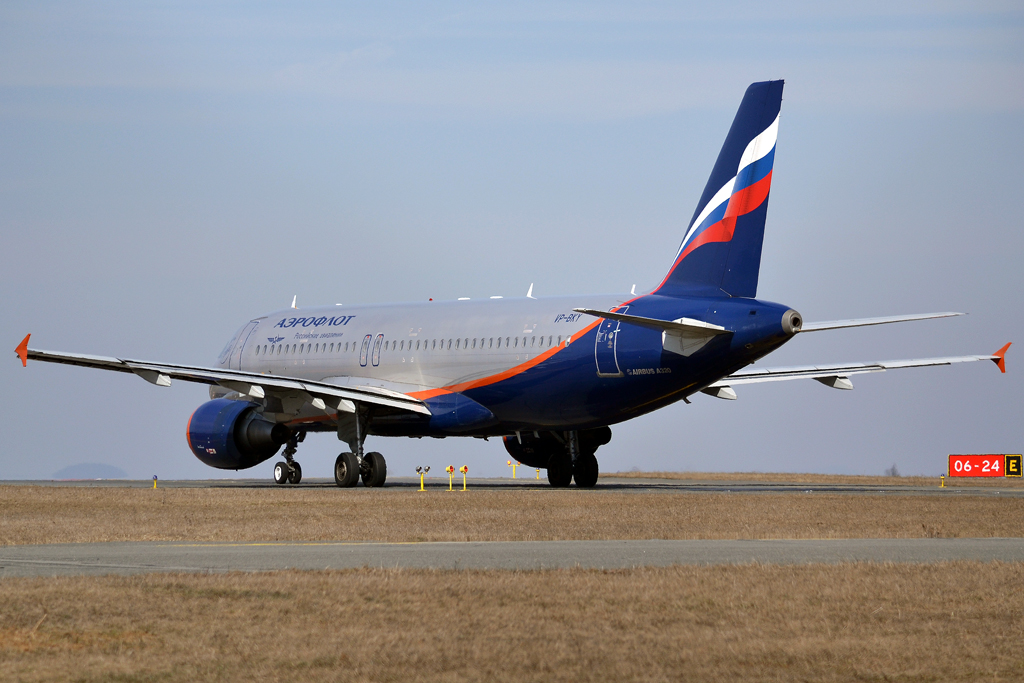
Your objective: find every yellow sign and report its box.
[1006,454,1022,477]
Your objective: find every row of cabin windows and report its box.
[252,335,564,357]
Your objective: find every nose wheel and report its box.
[273,432,304,485]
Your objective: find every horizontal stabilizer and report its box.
[800,312,963,333]
[573,308,728,335]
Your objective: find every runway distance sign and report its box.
[948,454,1021,477]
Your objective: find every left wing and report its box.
[702,343,1010,398]
[13,334,431,416]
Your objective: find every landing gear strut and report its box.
[273,432,305,485]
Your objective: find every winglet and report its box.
[15,334,30,367]
[993,342,1011,373]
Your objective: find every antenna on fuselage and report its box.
[290,295,297,309]
[631,284,636,295]
[526,283,536,299]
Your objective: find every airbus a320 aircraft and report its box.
[15,80,1010,488]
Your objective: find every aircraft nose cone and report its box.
[781,309,803,335]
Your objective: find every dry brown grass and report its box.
[2,486,1022,546]
[1,563,1021,682]
[604,470,1024,487]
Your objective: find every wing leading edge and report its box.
[13,334,431,416]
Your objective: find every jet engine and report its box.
[186,398,291,470]
[502,427,612,469]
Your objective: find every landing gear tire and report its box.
[573,452,598,488]
[288,461,302,485]
[334,452,360,488]
[547,452,572,488]
[273,461,290,485]
[361,451,387,487]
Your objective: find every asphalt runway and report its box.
[1,538,1022,577]
[6,477,1023,496]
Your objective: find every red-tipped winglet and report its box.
[15,334,30,367]
[993,342,1011,373]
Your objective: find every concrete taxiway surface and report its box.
[1,538,1021,577]
[5,477,1022,496]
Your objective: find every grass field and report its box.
[2,485,1023,545]
[1,562,1021,682]
[605,470,1024,487]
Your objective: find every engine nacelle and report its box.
[186,399,291,470]
[502,427,612,469]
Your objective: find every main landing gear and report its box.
[547,430,600,488]
[273,432,305,485]
[334,406,387,488]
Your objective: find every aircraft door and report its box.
[371,334,384,367]
[231,321,260,371]
[359,334,372,367]
[594,306,627,377]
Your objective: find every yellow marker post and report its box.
[940,474,945,488]
[507,460,518,479]
[416,466,430,491]
[536,469,540,480]
[152,475,158,489]
[460,465,468,491]
[446,465,455,490]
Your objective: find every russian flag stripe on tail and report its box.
[655,80,784,298]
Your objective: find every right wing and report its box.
[14,334,430,416]
[703,343,1010,397]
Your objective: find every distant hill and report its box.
[52,463,129,480]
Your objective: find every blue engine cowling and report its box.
[186,399,291,470]
[502,427,612,469]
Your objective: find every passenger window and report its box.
[489,338,493,348]
[472,339,476,349]
[330,343,334,353]
[548,336,553,346]
[456,339,460,349]
[416,340,420,350]
[558,336,562,345]
[447,339,452,350]
[401,340,405,351]
[531,336,536,347]
[505,337,510,347]
[514,337,518,348]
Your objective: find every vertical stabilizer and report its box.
[655,80,784,298]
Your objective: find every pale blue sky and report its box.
[2,2,1021,479]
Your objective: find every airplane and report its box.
[14,80,1010,488]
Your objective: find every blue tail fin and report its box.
[654,80,784,298]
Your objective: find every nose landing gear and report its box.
[272,432,304,485]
